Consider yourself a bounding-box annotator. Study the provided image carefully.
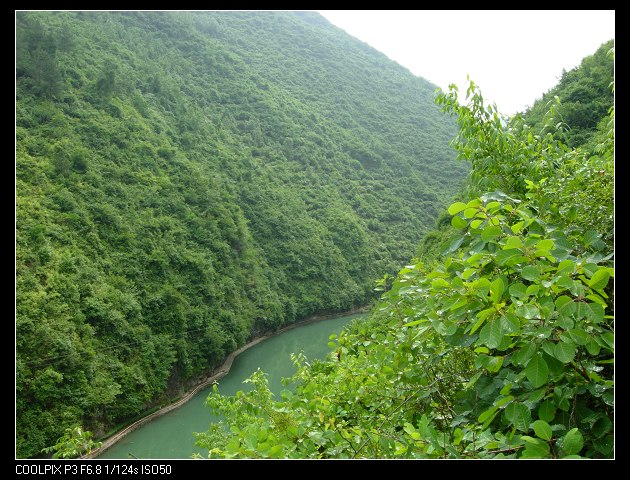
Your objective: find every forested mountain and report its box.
[521,39,614,148]
[199,45,614,459]
[16,11,467,457]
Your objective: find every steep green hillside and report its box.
[522,39,614,148]
[16,11,466,457]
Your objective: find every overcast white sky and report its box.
[318,10,615,116]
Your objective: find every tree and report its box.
[41,425,102,459]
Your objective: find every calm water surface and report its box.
[98,312,366,459]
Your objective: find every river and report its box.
[97,312,366,459]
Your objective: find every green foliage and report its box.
[16,11,465,457]
[41,425,101,458]
[198,73,613,459]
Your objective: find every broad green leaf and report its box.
[490,277,505,302]
[507,236,526,255]
[508,282,527,298]
[521,266,540,281]
[444,295,468,311]
[485,201,501,211]
[562,428,584,456]
[536,239,554,251]
[554,295,573,308]
[534,326,553,339]
[475,306,496,325]
[512,343,536,366]
[556,316,574,330]
[500,313,520,333]
[496,334,512,351]
[504,402,531,431]
[451,215,468,229]
[580,264,600,282]
[556,296,576,316]
[582,230,600,246]
[592,416,613,438]
[466,198,482,208]
[462,267,477,279]
[541,341,555,358]
[494,395,514,407]
[511,221,525,234]
[577,302,604,323]
[481,191,518,203]
[466,252,485,265]
[597,331,614,350]
[586,293,608,306]
[474,354,490,369]
[403,423,421,441]
[448,202,467,215]
[470,219,484,229]
[470,240,489,257]
[451,276,465,289]
[602,391,614,407]
[453,428,463,446]
[555,274,576,290]
[525,354,549,388]
[585,338,601,355]
[543,351,564,376]
[520,436,551,458]
[486,355,504,373]
[538,400,556,422]
[556,259,575,275]
[478,406,498,423]
[463,207,478,218]
[528,388,547,403]
[437,318,458,336]
[525,284,540,296]
[500,383,512,395]
[464,371,483,390]
[533,420,552,441]
[566,329,591,346]
[515,303,538,319]
[431,278,450,289]
[481,225,503,242]
[553,341,576,363]
[593,436,613,456]
[539,296,555,319]
[496,249,528,266]
[479,317,504,348]
[469,316,486,335]
[267,444,284,457]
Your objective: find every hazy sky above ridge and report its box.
[319,10,615,116]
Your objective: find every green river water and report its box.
[98,312,366,459]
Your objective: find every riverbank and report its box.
[83,306,370,458]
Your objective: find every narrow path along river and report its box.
[97,312,367,459]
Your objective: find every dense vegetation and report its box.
[15,11,467,458]
[521,40,614,148]
[197,47,614,459]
